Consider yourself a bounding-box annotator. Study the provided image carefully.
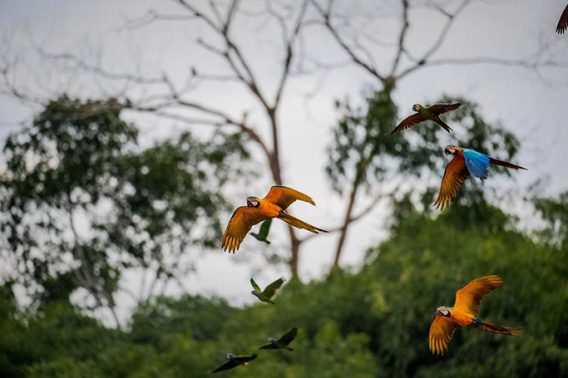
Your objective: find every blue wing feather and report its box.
[462,148,490,179]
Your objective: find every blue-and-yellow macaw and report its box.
[429,275,520,356]
[222,186,328,253]
[434,145,527,209]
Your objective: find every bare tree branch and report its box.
[121,8,199,30]
[389,0,410,76]
[272,0,309,108]
[299,188,397,243]
[310,0,386,81]
[396,0,471,78]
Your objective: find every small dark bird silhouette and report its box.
[211,353,257,374]
[259,327,298,351]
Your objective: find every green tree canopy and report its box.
[1,203,565,377]
[0,96,250,321]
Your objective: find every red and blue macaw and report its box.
[434,145,527,209]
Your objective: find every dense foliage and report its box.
[0,202,565,377]
[0,96,250,317]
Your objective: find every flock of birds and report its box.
[212,102,525,373]
[210,8,568,373]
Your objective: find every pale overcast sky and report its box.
[1,0,567,324]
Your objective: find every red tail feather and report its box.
[489,158,527,171]
[479,320,520,336]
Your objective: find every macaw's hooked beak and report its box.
[436,306,450,317]
[444,146,457,156]
[246,197,260,208]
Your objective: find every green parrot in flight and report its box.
[250,277,285,304]
[251,219,272,244]
[390,103,461,134]
[211,353,257,373]
[259,327,298,351]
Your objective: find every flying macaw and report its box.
[251,219,272,244]
[429,275,520,356]
[557,5,568,34]
[434,145,527,209]
[389,103,461,134]
[222,186,327,253]
[211,353,257,373]
[250,277,285,304]
[259,327,298,352]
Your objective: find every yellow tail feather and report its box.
[279,213,327,234]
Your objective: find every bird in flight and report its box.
[251,219,272,245]
[429,275,520,356]
[259,327,298,352]
[434,145,526,209]
[557,4,568,34]
[222,186,327,253]
[211,353,257,373]
[250,277,285,304]
[389,103,461,134]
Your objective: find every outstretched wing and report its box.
[259,343,276,350]
[234,354,257,364]
[557,5,568,34]
[277,327,298,346]
[250,278,262,292]
[263,186,315,209]
[428,103,461,116]
[454,275,503,316]
[212,359,238,373]
[262,277,285,299]
[258,218,272,240]
[429,315,458,356]
[462,148,491,179]
[222,207,270,253]
[212,355,257,373]
[389,113,425,134]
[434,155,470,209]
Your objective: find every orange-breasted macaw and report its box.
[389,103,461,134]
[429,275,520,356]
[222,186,327,253]
[557,5,568,34]
[434,145,527,209]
